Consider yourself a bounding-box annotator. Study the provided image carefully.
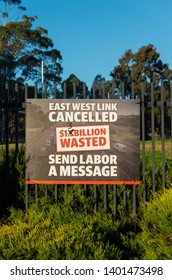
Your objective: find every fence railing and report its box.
[0,81,172,218]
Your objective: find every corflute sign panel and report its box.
[26,99,140,185]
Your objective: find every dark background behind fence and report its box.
[0,81,172,218]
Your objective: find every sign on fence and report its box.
[26,99,140,184]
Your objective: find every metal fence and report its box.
[0,81,172,218]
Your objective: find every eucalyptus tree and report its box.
[110,44,172,99]
[0,0,63,89]
[62,74,88,99]
[91,75,115,99]
[0,0,63,141]
[110,44,172,138]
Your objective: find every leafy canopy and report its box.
[110,44,172,98]
[0,0,63,87]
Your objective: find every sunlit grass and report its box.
[141,139,172,159]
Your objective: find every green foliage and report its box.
[110,45,172,138]
[1,186,172,260]
[110,44,172,98]
[141,151,172,198]
[0,200,122,260]
[62,74,88,98]
[0,0,62,89]
[15,144,25,188]
[121,188,172,259]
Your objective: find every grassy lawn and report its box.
[0,143,24,161]
[141,139,172,159]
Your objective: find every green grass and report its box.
[0,143,23,161]
[141,139,172,159]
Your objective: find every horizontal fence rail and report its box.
[0,81,172,218]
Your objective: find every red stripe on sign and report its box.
[26,180,140,185]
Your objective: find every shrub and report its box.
[121,188,172,259]
[0,199,122,260]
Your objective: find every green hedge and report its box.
[0,199,122,260]
[121,188,172,259]
[0,188,172,260]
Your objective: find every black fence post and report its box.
[170,82,172,161]
[151,83,156,194]
[131,82,137,221]
[5,82,9,211]
[25,83,29,210]
[92,83,98,213]
[113,185,117,219]
[141,83,146,201]
[15,83,19,154]
[15,83,19,207]
[161,83,165,189]
[83,83,86,99]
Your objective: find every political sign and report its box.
[26,99,140,184]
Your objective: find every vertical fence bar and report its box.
[72,84,77,210]
[34,83,38,200]
[133,184,136,231]
[104,185,108,213]
[63,82,67,201]
[133,187,136,213]
[42,77,44,98]
[83,83,88,210]
[141,83,146,201]
[131,82,136,219]
[44,83,47,98]
[94,185,98,213]
[102,83,105,99]
[63,82,67,99]
[15,83,19,207]
[64,184,68,204]
[5,82,9,210]
[54,83,57,98]
[44,185,48,198]
[112,82,115,99]
[93,85,95,99]
[123,186,127,217]
[122,82,126,216]
[44,83,48,198]
[83,83,86,99]
[113,185,117,219]
[131,82,135,99]
[54,186,58,203]
[103,82,108,213]
[161,83,165,189]
[73,83,76,99]
[92,84,98,212]
[122,82,125,98]
[15,83,19,154]
[63,78,67,219]
[151,83,156,193]
[112,82,116,218]
[34,83,38,98]
[25,83,29,210]
[53,83,58,203]
[170,82,172,160]
[84,184,87,213]
[44,83,47,99]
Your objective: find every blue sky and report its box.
[21,0,172,88]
